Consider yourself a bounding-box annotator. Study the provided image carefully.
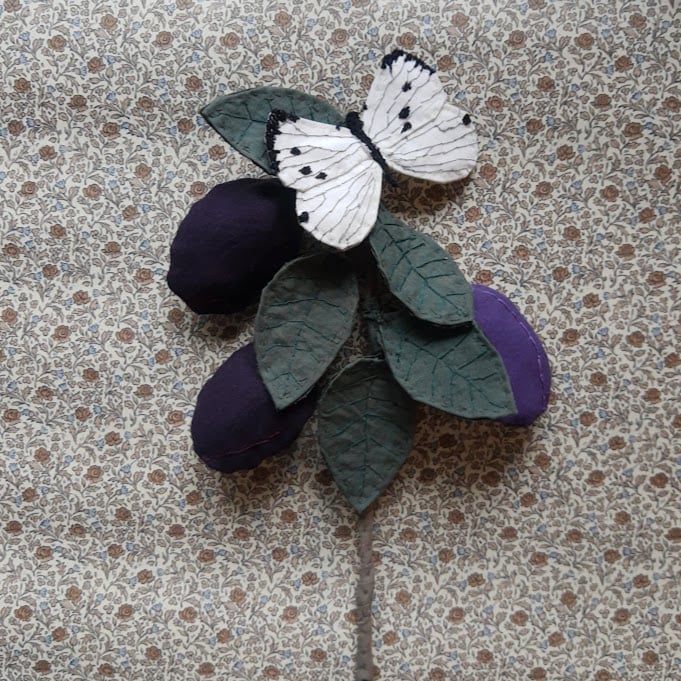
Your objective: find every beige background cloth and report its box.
[1,1,679,679]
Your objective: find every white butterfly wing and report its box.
[266,111,383,250]
[361,50,478,183]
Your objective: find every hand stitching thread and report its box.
[477,288,550,402]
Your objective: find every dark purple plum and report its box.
[191,344,317,472]
[472,285,551,426]
[167,178,301,314]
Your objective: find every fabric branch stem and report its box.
[355,503,375,681]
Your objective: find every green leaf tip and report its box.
[369,207,473,327]
[318,358,415,513]
[379,308,516,420]
[254,253,359,410]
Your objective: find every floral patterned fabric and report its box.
[1,1,679,679]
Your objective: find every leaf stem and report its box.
[355,503,375,681]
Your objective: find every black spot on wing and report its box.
[463,114,471,125]
[399,106,410,119]
[300,166,312,175]
[316,172,327,180]
[401,122,412,133]
[290,147,301,155]
[298,212,309,223]
[402,82,412,92]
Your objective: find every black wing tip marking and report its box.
[268,108,299,123]
[398,106,410,119]
[265,110,284,170]
[298,211,309,224]
[402,81,412,92]
[265,109,301,173]
[381,49,435,74]
[463,113,471,125]
[300,166,312,175]
[401,122,412,133]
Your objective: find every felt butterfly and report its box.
[265,50,478,251]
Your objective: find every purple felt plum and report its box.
[472,285,551,426]
[191,343,317,473]
[167,178,301,314]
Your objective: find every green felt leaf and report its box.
[369,207,473,326]
[254,253,359,409]
[201,87,345,174]
[318,358,415,513]
[379,308,517,419]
